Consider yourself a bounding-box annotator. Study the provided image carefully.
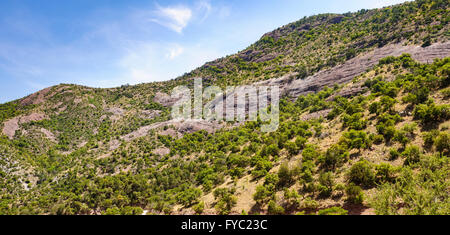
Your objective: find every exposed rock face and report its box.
[329,15,345,24]
[109,139,121,151]
[19,113,47,124]
[2,113,48,139]
[105,107,125,121]
[203,42,450,116]
[121,119,222,141]
[40,128,56,142]
[140,110,161,119]
[152,147,170,156]
[326,86,366,101]
[286,42,450,98]
[20,87,53,106]
[301,109,333,121]
[108,42,450,144]
[153,92,181,107]
[3,118,19,139]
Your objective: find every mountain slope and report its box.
[0,0,449,215]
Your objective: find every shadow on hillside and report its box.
[249,204,265,215]
[342,202,372,215]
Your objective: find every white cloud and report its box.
[196,0,212,22]
[151,5,192,33]
[166,44,184,60]
[116,41,222,85]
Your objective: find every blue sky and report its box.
[0,0,409,103]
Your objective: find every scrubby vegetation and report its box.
[178,0,449,88]
[0,0,448,215]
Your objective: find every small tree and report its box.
[393,130,410,148]
[319,144,348,170]
[253,185,273,206]
[213,188,237,215]
[402,145,421,165]
[295,137,307,150]
[268,200,285,215]
[278,163,294,187]
[345,183,364,204]
[347,160,375,187]
[285,141,298,157]
[318,172,335,197]
[193,201,205,215]
[435,132,449,156]
[177,188,202,207]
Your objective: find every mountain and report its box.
[0,0,449,215]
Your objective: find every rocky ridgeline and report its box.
[201,42,450,115]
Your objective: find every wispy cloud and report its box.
[196,0,212,22]
[217,5,231,19]
[116,41,221,85]
[150,5,192,33]
[166,44,184,60]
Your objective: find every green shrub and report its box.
[371,134,384,145]
[341,113,367,130]
[347,160,375,187]
[284,189,300,208]
[278,163,295,187]
[285,141,298,157]
[176,188,202,207]
[295,137,307,150]
[213,188,237,215]
[434,132,449,156]
[345,183,364,204]
[389,148,400,160]
[377,124,396,142]
[300,198,319,210]
[268,200,285,215]
[423,130,439,148]
[375,163,396,183]
[341,130,371,151]
[413,101,449,124]
[393,130,410,148]
[318,144,349,170]
[402,145,422,165]
[369,102,382,115]
[318,207,348,215]
[193,201,205,214]
[253,185,273,205]
[318,172,334,197]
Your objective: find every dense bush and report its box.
[176,188,202,207]
[277,163,297,187]
[213,188,237,215]
[268,200,285,215]
[402,145,422,165]
[434,132,449,156]
[347,160,375,187]
[318,144,349,170]
[413,101,449,124]
[341,130,371,152]
[345,183,364,204]
[318,172,335,197]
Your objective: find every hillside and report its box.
[0,0,449,215]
